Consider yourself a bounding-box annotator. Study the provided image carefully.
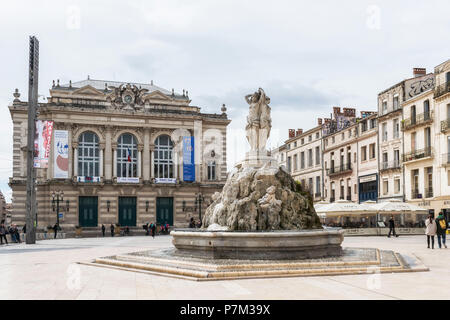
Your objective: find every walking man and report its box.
[53,223,59,239]
[101,224,106,237]
[151,222,156,239]
[387,215,398,238]
[436,211,448,249]
[110,224,115,237]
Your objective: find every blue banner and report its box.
[183,136,195,182]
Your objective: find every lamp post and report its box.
[52,190,64,225]
[195,193,204,223]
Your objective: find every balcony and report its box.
[314,192,321,198]
[435,81,450,99]
[402,111,433,131]
[424,187,433,198]
[411,189,422,199]
[403,147,433,163]
[380,160,401,172]
[442,153,450,167]
[346,195,351,201]
[441,119,450,133]
[330,197,335,203]
[327,163,352,177]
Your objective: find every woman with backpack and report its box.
[435,212,448,249]
[425,214,437,249]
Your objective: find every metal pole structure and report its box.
[26,36,39,244]
[56,194,60,226]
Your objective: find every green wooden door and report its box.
[156,197,173,226]
[78,196,98,227]
[118,197,137,226]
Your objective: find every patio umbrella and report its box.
[315,199,377,217]
[362,199,428,214]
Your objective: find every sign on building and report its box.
[183,136,195,182]
[34,120,54,168]
[53,130,69,179]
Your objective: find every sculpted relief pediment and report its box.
[72,85,105,96]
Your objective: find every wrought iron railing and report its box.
[424,187,433,198]
[435,81,450,99]
[380,160,401,171]
[403,147,433,162]
[330,197,335,203]
[411,189,421,199]
[402,111,433,131]
[327,163,352,176]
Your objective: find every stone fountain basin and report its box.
[171,228,344,260]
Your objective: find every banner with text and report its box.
[34,120,54,168]
[53,130,69,179]
[183,136,195,182]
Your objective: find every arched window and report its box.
[78,132,99,177]
[117,133,137,178]
[154,135,174,179]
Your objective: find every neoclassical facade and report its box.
[9,78,230,230]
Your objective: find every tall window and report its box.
[78,131,99,177]
[154,135,174,179]
[315,146,320,165]
[393,118,399,139]
[117,134,137,178]
[207,161,216,180]
[382,123,388,141]
[393,95,399,110]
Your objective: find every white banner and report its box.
[155,178,177,184]
[54,130,69,179]
[117,177,140,183]
[77,176,101,183]
[34,120,54,168]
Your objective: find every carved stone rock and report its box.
[202,165,322,231]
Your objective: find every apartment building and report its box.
[271,143,287,169]
[402,69,436,213]
[377,79,405,202]
[285,121,323,202]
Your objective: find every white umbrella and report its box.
[314,200,330,211]
[363,199,428,214]
[315,199,376,217]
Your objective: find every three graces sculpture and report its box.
[245,88,272,153]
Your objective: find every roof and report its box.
[61,78,175,96]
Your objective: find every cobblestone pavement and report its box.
[0,234,448,299]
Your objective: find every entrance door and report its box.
[79,196,98,227]
[156,197,173,226]
[118,197,137,226]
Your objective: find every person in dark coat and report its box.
[435,212,448,249]
[101,224,106,237]
[53,223,59,239]
[387,215,398,238]
[110,224,115,237]
[151,222,156,239]
[189,217,195,228]
[0,223,8,245]
[13,225,21,243]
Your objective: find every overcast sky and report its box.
[0,0,449,202]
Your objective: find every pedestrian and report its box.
[387,215,398,238]
[151,222,156,239]
[101,224,106,237]
[14,225,21,243]
[0,222,8,245]
[425,213,437,249]
[435,211,448,249]
[165,222,169,233]
[9,225,16,243]
[145,223,149,236]
[53,223,59,239]
[189,217,195,228]
[110,224,115,237]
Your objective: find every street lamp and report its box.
[52,190,64,225]
[195,193,204,223]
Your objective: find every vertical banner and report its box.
[54,130,69,179]
[33,120,54,168]
[183,136,195,182]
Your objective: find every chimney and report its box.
[318,118,323,125]
[296,129,303,136]
[413,67,426,78]
[343,107,356,117]
[333,106,341,115]
[289,129,295,138]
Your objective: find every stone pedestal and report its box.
[238,150,277,169]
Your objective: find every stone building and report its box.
[377,78,405,202]
[270,143,287,169]
[402,70,436,213]
[284,121,323,202]
[9,78,230,230]
[433,59,450,219]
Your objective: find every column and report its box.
[99,143,105,178]
[112,142,117,178]
[150,144,155,179]
[143,128,150,181]
[73,142,79,177]
[174,151,178,180]
[137,144,143,179]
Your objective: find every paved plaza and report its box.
[0,234,449,300]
